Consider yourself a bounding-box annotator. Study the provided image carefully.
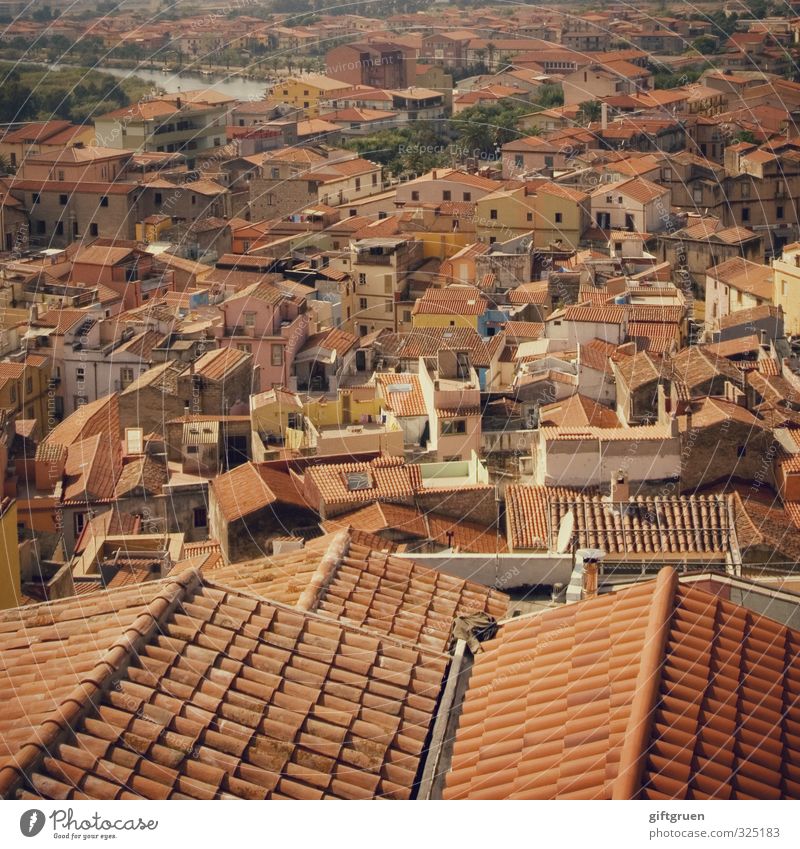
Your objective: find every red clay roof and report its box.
[445,567,800,799]
[0,570,449,800]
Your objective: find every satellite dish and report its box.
[556,510,575,554]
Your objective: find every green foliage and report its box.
[450,102,527,156]
[535,84,563,109]
[691,36,718,55]
[0,62,151,124]
[577,100,602,124]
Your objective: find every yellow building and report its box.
[475,187,536,244]
[773,242,800,335]
[475,183,589,249]
[268,73,351,117]
[411,286,487,331]
[136,214,173,244]
[0,497,20,610]
[0,356,53,435]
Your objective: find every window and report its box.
[32,193,40,205]
[355,177,361,190]
[56,222,64,236]
[271,167,280,178]
[235,343,251,352]
[555,212,563,223]
[244,311,255,328]
[358,273,366,285]
[777,206,784,220]
[36,220,45,235]
[742,207,750,222]
[385,298,393,313]
[191,195,197,205]
[403,310,411,323]
[119,367,134,388]
[514,154,523,168]
[193,507,207,528]
[89,223,98,236]
[25,377,32,394]
[526,212,533,221]
[266,193,275,206]
[271,344,283,366]
[605,195,612,203]
[544,155,553,168]
[463,192,471,201]
[359,297,368,309]
[59,194,68,206]
[76,366,85,383]
[441,418,466,435]
[154,192,162,204]
[74,512,86,536]
[100,196,109,207]
[10,385,16,403]
[73,221,78,236]
[442,190,451,201]
[489,209,497,220]
[411,190,419,201]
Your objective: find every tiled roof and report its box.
[212,532,507,652]
[718,304,782,330]
[707,257,773,300]
[0,570,449,800]
[193,347,250,381]
[579,338,616,373]
[375,373,427,418]
[305,456,415,507]
[505,485,731,554]
[370,327,499,368]
[210,462,278,522]
[444,567,800,799]
[299,328,358,357]
[114,456,168,498]
[323,503,507,554]
[613,349,665,391]
[508,282,550,306]
[538,394,619,428]
[411,288,488,317]
[562,304,627,324]
[669,346,743,392]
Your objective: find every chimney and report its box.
[582,561,598,599]
[601,100,608,130]
[176,96,182,109]
[610,469,629,503]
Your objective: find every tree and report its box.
[691,36,717,55]
[577,100,602,124]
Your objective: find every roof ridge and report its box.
[612,566,679,799]
[0,569,200,800]
[295,529,350,612]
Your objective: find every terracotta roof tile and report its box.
[445,568,800,799]
[506,485,731,554]
[0,570,449,800]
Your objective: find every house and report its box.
[325,42,409,89]
[215,278,308,392]
[267,73,352,117]
[772,242,800,335]
[94,92,232,166]
[529,425,680,488]
[611,349,669,425]
[658,216,763,292]
[208,461,315,562]
[590,177,670,233]
[336,236,423,336]
[562,61,653,106]
[294,328,358,394]
[705,257,773,335]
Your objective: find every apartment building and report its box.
[335,237,423,336]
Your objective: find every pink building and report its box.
[215,280,308,391]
